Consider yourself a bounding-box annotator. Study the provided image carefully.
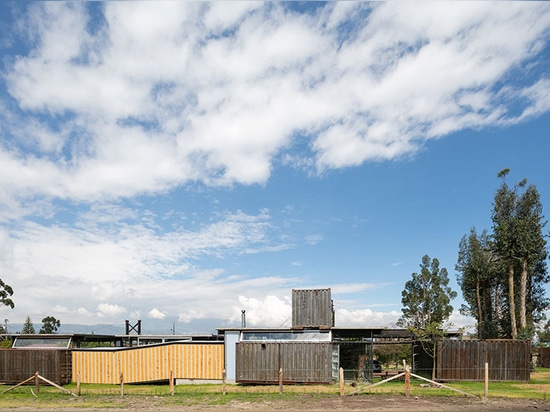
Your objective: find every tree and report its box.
[398,255,457,380]
[491,169,549,339]
[536,319,550,345]
[456,228,503,338]
[492,168,520,338]
[22,316,35,334]
[515,183,548,337]
[40,316,61,334]
[374,343,411,369]
[0,278,14,309]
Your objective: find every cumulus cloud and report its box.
[148,308,166,320]
[0,2,548,206]
[233,295,292,327]
[336,308,402,328]
[96,303,126,318]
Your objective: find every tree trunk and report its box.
[508,262,517,339]
[519,259,528,332]
[476,277,483,339]
[431,341,437,382]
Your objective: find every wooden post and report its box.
[404,366,411,398]
[77,372,81,396]
[484,362,489,399]
[278,368,283,394]
[120,373,124,397]
[35,371,40,393]
[339,367,345,396]
[169,370,174,396]
[222,369,227,395]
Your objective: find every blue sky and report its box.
[1,2,549,335]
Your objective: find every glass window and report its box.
[13,337,71,348]
[241,331,330,342]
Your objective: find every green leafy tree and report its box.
[374,344,411,369]
[21,316,35,334]
[515,183,548,337]
[492,168,520,338]
[456,228,503,338]
[491,169,549,339]
[39,316,61,334]
[0,278,14,309]
[398,255,457,380]
[536,319,550,345]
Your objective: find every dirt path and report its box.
[1,395,548,412]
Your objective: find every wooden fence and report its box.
[0,349,72,385]
[437,339,530,382]
[538,347,550,368]
[236,342,332,384]
[72,341,224,384]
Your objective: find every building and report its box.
[219,288,396,383]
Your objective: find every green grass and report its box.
[354,368,550,400]
[1,369,549,409]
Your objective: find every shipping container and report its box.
[291,288,333,329]
[235,341,332,384]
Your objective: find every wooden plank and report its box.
[436,339,530,382]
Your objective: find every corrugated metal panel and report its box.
[0,349,72,385]
[291,288,333,329]
[437,339,530,382]
[72,342,224,384]
[236,342,332,384]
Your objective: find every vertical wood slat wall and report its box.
[235,342,333,384]
[437,339,530,382]
[0,349,72,385]
[72,342,224,384]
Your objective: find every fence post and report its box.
[484,362,489,399]
[120,373,124,397]
[77,372,81,396]
[222,369,227,395]
[169,370,174,396]
[404,366,411,398]
[34,371,40,393]
[278,368,283,394]
[339,367,344,396]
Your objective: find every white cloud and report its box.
[336,308,401,328]
[0,2,547,206]
[148,308,166,320]
[305,234,323,245]
[232,295,292,327]
[96,303,126,318]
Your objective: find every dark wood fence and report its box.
[0,349,72,385]
[437,340,530,382]
[236,342,332,384]
[538,347,550,368]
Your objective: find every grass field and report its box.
[1,368,549,409]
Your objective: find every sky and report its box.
[0,1,549,336]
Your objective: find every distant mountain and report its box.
[5,318,234,336]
